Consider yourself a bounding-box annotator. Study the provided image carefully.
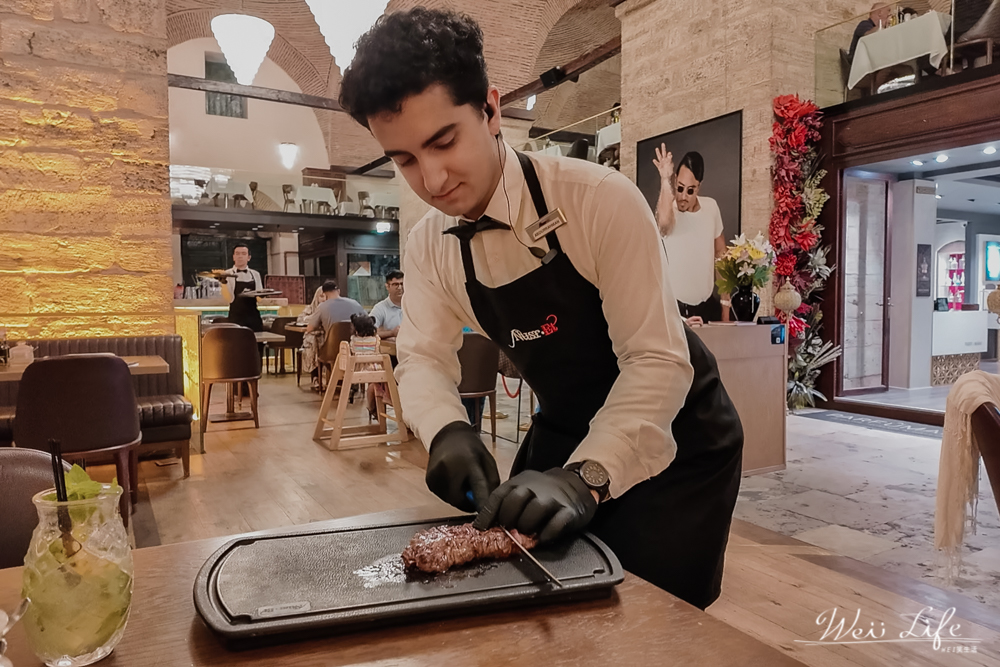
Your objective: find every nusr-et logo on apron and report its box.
[509,314,559,348]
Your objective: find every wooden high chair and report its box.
[313,338,410,449]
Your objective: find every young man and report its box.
[369,270,404,339]
[340,7,743,609]
[221,243,264,332]
[652,148,728,322]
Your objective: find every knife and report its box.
[501,526,564,588]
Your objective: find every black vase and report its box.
[731,285,760,322]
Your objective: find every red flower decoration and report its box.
[786,315,808,338]
[796,302,813,316]
[775,253,798,276]
[773,95,820,122]
[794,229,820,251]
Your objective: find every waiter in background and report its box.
[220,243,264,332]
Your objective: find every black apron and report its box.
[448,152,744,609]
[228,275,264,332]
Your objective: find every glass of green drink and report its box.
[21,483,133,667]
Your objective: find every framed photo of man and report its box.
[635,111,743,322]
[636,111,743,248]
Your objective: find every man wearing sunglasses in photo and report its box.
[653,147,729,324]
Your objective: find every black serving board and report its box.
[193,516,623,647]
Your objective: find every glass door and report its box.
[841,176,890,393]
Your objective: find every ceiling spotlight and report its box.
[935,195,942,199]
[911,160,924,166]
[985,146,998,155]
[935,154,949,163]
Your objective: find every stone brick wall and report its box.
[0,0,174,338]
[616,0,871,313]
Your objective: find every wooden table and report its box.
[255,332,285,344]
[284,324,308,333]
[379,337,396,357]
[0,507,804,667]
[0,355,168,383]
[848,10,951,90]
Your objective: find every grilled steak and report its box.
[401,523,538,573]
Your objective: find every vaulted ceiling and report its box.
[165,0,622,166]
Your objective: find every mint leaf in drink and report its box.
[42,465,117,502]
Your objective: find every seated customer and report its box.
[350,313,391,417]
[849,3,891,62]
[298,287,327,390]
[369,270,404,340]
[305,281,367,388]
[306,281,367,335]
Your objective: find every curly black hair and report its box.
[339,7,490,129]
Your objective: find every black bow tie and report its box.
[236,269,249,273]
[442,216,511,242]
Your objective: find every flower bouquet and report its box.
[715,233,776,322]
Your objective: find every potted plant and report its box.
[715,232,776,322]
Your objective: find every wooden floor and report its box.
[82,374,1000,666]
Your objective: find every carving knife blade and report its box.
[501,526,564,588]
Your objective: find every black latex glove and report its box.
[473,468,598,543]
[425,421,501,513]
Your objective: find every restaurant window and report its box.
[204,53,247,119]
[347,253,399,310]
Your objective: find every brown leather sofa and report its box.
[0,336,193,473]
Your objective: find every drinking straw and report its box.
[48,439,67,503]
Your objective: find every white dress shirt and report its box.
[224,267,262,303]
[397,142,694,498]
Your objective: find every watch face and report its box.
[580,460,609,488]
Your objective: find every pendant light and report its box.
[210,12,275,86]
[305,0,390,70]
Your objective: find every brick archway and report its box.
[166,9,328,96]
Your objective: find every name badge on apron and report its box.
[526,208,567,241]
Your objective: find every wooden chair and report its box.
[282,185,296,212]
[457,333,501,447]
[264,317,300,375]
[13,355,142,527]
[316,321,354,393]
[201,326,262,433]
[313,339,409,450]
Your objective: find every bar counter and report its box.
[0,507,805,666]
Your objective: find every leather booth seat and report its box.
[0,336,192,454]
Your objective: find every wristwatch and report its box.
[564,460,611,503]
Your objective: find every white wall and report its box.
[167,38,330,206]
[888,180,937,389]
